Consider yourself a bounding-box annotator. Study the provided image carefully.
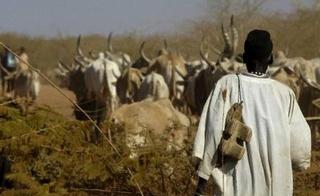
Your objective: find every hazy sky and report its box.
[0,0,311,37]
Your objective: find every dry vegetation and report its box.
[0,103,319,195]
[0,104,198,195]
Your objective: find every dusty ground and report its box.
[36,84,75,119]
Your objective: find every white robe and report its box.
[193,73,311,196]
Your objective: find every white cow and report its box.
[105,32,131,72]
[84,52,121,113]
[13,69,40,101]
[136,72,169,101]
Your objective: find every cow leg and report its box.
[0,78,4,96]
[2,79,7,97]
[0,155,10,187]
[91,100,101,144]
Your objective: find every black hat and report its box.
[243,29,273,62]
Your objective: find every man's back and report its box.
[194,73,311,196]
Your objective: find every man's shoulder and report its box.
[216,73,237,84]
[268,78,295,94]
[218,73,295,95]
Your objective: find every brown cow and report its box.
[116,66,144,104]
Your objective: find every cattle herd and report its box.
[1,18,319,145]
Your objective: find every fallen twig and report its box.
[69,188,138,195]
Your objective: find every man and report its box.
[0,47,17,95]
[16,47,29,71]
[193,30,311,195]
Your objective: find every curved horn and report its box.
[74,57,87,67]
[107,32,113,52]
[58,61,68,73]
[76,35,84,57]
[139,41,151,63]
[171,65,177,100]
[200,37,216,69]
[230,15,238,55]
[300,69,320,92]
[163,39,168,51]
[58,60,71,72]
[221,23,232,51]
[200,34,209,58]
[122,53,131,66]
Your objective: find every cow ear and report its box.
[268,54,273,65]
[242,53,248,64]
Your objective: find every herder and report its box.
[0,47,17,95]
[193,30,311,196]
[16,47,29,71]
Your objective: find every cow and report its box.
[83,52,121,113]
[76,35,121,114]
[145,41,189,110]
[135,72,170,102]
[104,32,131,72]
[270,51,320,100]
[117,54,170,103]
[131,41,153,73]
[270,55,320,146]
[110,99,190,158]
[13,69,40,101]
[116,66,145,104]
[8,68,40,114]
[55,60,108,143]
[55,37,122,143]
[184,17,242,115]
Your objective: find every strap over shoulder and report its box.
[236,73,243,103]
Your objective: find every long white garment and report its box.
[193,73,311,196]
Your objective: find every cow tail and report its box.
[152,72,157,98]
[171,65,177,101]
[103,63,109,99]
[127,68,132,100]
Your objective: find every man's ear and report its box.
[243,53,248,64]
[269,54,273,65]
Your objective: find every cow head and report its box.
[55,60,87,100]
[105,32,131,70]
[117,65,144,103]
[131,41,152,71]
[217,16,239,62]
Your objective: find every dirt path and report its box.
[36,84,76,119]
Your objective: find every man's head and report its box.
[20,47,26,53]
[243,29,273,74]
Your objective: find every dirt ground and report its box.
[36,84,75,119]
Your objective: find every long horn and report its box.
[163,39,168,51]
[200,34,209,58]
[221,23,232,51]
[107,32,113,52]
[171,65,177,100]
[139,41,151,63]
[230,15,238,55]
[300,69,320,92]
[122,53,131,66]
[200,37,216,69]
[74,57,87,67]
[76,35,84,57]
[58,60,72,72]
